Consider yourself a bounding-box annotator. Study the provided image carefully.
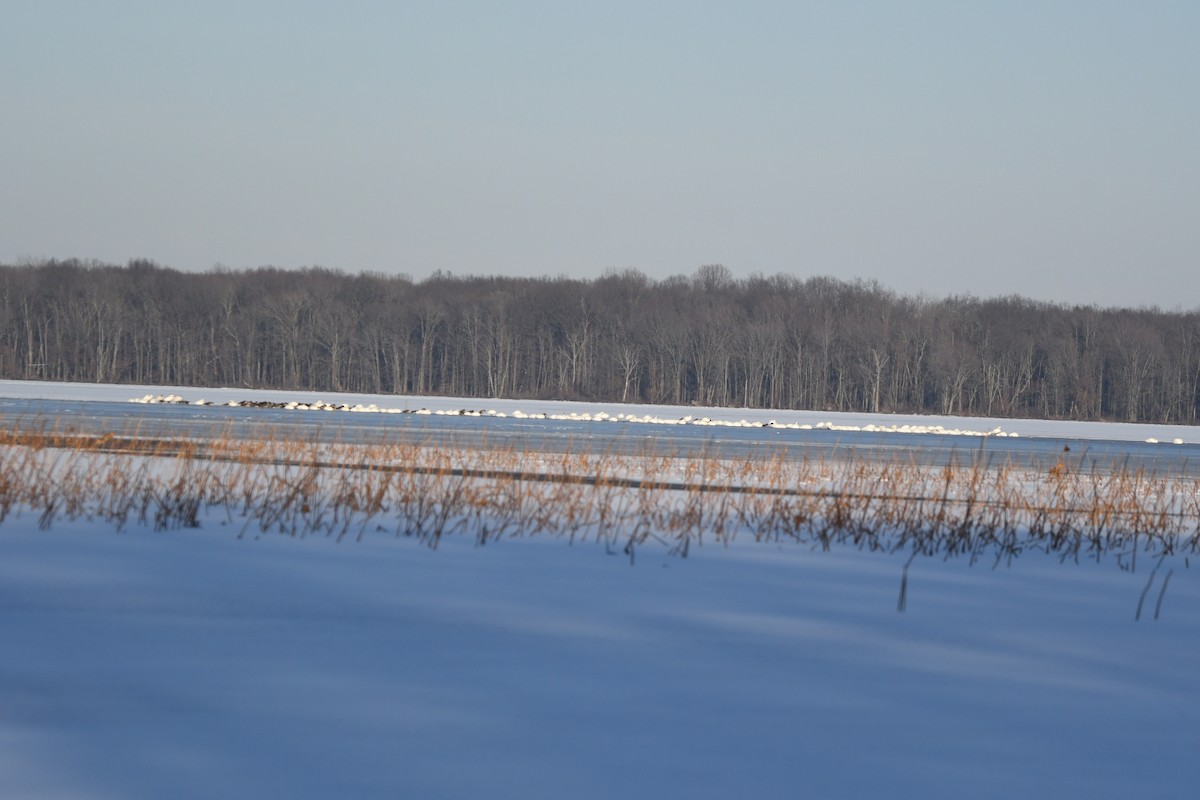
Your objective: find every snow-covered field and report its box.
[1,380,1198,798]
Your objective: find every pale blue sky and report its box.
[2,1,1197,307]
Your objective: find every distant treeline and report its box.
[2,259,1198,423]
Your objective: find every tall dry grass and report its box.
[2,426,1198,572]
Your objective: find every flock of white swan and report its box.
[131,393,1190,444]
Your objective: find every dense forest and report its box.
[1,259,1197,424]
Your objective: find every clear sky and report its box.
[2,1,1197,308]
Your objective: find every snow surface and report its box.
[1,517,1197,800]
[1,378,1196,443]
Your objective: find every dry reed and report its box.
[1,425,1197,572]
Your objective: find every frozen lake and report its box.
[2,520,1197,799]
[1,380,1198,798]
